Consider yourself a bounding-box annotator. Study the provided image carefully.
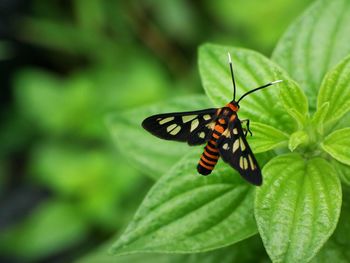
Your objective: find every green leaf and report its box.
[284,108,307,130]
[331,159,350,186]
[332,111,350,132]
[255,154,342,263]
[279,78,309,126]
[110,151,257,255]
[317,55,350,126]
[321,128,350,166]
[288,130,309,152]
[273,0,350,109]
[248,122,289,153]
[312,188,350,262]
[106,95,211,180]
[80,235,268,263]
[198,43,295,132]
[311,102,329,135]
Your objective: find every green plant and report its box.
[106,0,350,262]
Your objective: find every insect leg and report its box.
[240,119,252,137]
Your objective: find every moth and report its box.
[142,53,282,186]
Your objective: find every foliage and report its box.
[1,0,347,262]
[106,0,350,262]
[79,234,268,263]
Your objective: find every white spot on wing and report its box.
[199,132,205,139]
[159,117,174,125]
[233,128,238,134]
[206,122,215,129]
[182,115,197,123]
[243,157,248,170]
[170,126,181,135]
[232,140,239,153]
[239,156,244,169]
[166,124,177,132]
[222,129,230,138]
[248,155,255,170]
[191,119,199,132]
[223,143,229,150]
[203,115,211,121]
[239,137,246,151]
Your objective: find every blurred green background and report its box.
[0,0,312,262]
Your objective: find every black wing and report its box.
[142,108,218,145]
[217,119,262,186]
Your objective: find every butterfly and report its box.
[142,53,282,186]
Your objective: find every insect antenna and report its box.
[227,52,236,101]
[237,80,283,104]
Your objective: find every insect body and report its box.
[197,102,239,176]
[142,53,282,186]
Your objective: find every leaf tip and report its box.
[288,130,309,152]
[288,144,296,152]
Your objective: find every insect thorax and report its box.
[217,102,238,122]
[225,101,239,112]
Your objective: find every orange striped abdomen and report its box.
[197,121,224,175]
